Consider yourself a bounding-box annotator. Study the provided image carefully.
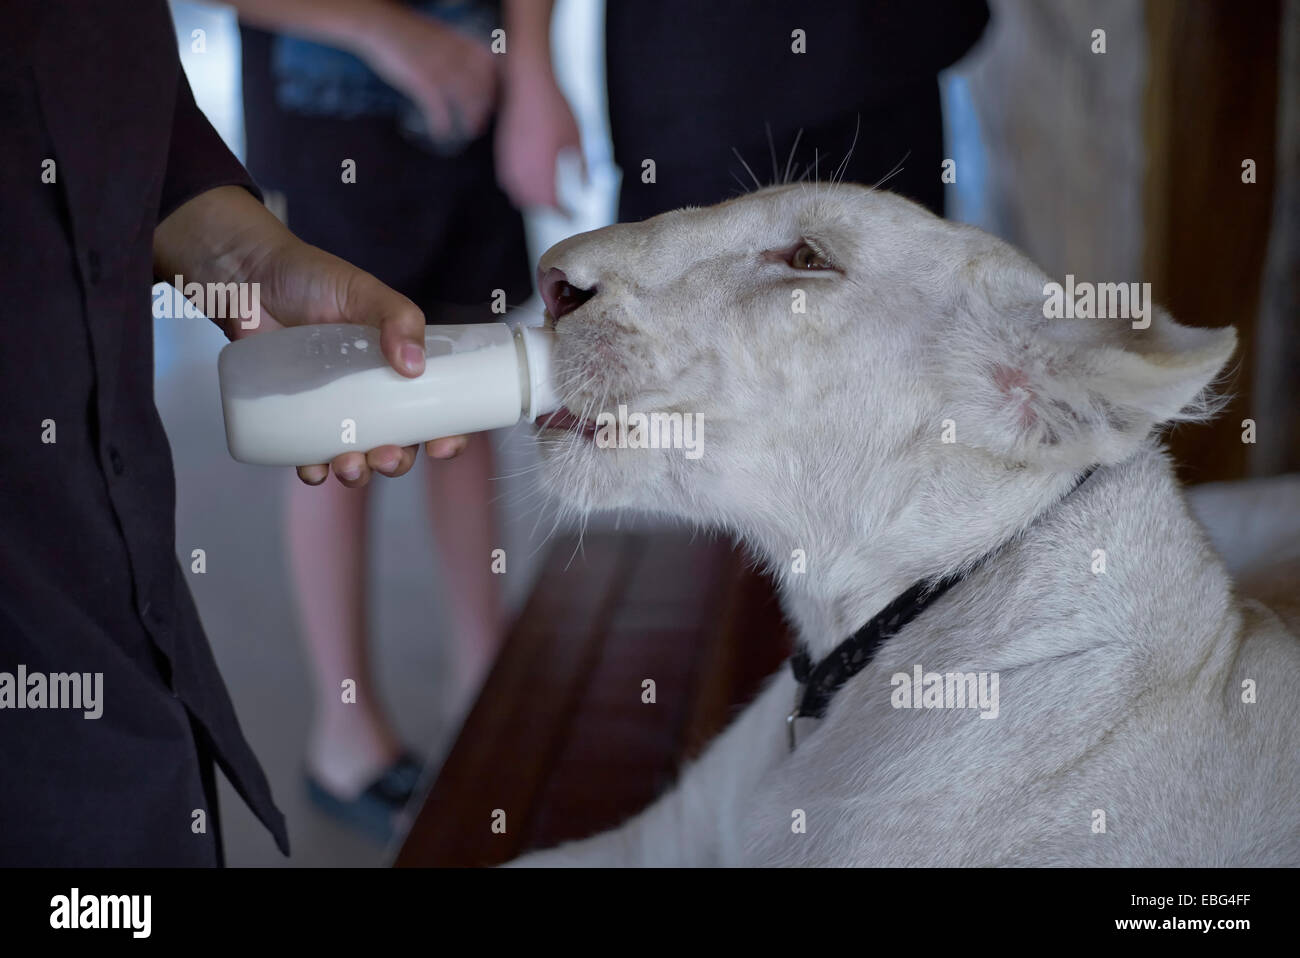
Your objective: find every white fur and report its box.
[511,184,1300,866]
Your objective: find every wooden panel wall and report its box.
[1144,0,1283,482]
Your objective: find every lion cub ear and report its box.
[940,291,1237,468]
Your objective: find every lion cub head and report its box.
[534,183,1234,575]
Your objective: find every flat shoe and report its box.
[304,751,424,843]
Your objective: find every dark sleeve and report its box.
[158,63,262,223]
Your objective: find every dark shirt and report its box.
[605,0,990,220]
[0,0,287,864]
[237,11,530,314]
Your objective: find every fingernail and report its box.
[339,464,361,481]
[401,343,425,376]
[379,454,399,473]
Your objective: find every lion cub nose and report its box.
[539,267,597,321]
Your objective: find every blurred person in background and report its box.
[224,0,580,840]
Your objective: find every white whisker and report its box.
[765,122,779,187]
[871,150,911,192]
[731,146,763,192]
[783,128,804,185]
[832,114,861,186]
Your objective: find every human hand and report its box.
[495,67,582,211]
[238,237,472,485]
[356,5,497,142]
[154,186,469,487]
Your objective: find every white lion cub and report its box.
[512,183,1299,867]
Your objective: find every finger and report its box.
[297,463,329,485]
[425,435,469,460]
[330,451,372,487]
[345,272,426,378]
[420,93,453,140]
[510,167,557,213]
[446,99,472,142]
[367,444,417,478]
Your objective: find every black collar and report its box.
[790,570,966,721]
[788,468,1096,727]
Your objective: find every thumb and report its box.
[347,272,427,377]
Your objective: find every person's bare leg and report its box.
[423,431,504,711]
[284,472,402,797]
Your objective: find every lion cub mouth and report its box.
[538,407,601,441]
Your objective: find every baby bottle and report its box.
[218,323,559,465]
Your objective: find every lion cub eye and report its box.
[789,241,833,270]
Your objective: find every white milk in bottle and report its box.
[218,323,559,465]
